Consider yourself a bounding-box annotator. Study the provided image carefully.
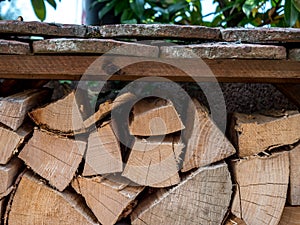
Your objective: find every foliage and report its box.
[92,0,300,27]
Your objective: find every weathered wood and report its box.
[182,99,236,172]
[224,215,246,225]
[0,198,4,223]
[0,158,22,198]
[1,55,300,83]
[0,40,30,55]
[231,152,289,225]
[72,176,144,225]
[122,136,183,187]
[18,129,86,191]
[129,98,185,136]
[231,111,300,157]
[221,27,300,42]
[29,91,86,134]
[289,49,300,61]
[6,171,99,225]
[160,43,286,59]
[87,24,221,40]
[279,207,300,225]
[83,122,122,176]
[33,39,159,57]
[0,20,86,37]
[0,89,51,130]
[84,100,112,129]
[288,144,300,205]
[275,83,300,108]
[0,123,32,164]
[131,162,232,225]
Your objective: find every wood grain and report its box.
[0,55,300,83]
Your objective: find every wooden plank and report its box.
[279,207,300,225]
[288,144,300,205]
[0,40,30,55]
[231,152,289,225]
[6,171,99,225]
[18,129,86,191]
[231,111,300,157]
[0,55,300,83]
[131,162,232,225]
[72,176,144,225]
[275,83,300,108]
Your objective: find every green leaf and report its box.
[115,1,129,16]
[285,0,299,26]
[167,2,187,15]
[242,0,260,17]
[46,0,57,9]
[31,0,46,21]
[293,0,300,12]
[98,0,117,20]
[122,18,138,24]
[130,0,145,18]
[90,0,110,9]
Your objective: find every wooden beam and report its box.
[0,55,300,83]
[275,84,300,108]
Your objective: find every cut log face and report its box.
[83,122,122,176]
[182,99,236,172]
[288,144,300,205]
[0,123,32,164]
[131,162,232,225]
[6,172,99,225]
[0,158,23,197]
[29,91,85,134]
[129,98,185,136]
[232,111,300,157]
[72,176,144,225]
[231,152,289,225]
[122,136,184,187]
[0,89,51,130]
[279,207,300,225]
[18,129,86,191]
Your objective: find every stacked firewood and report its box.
[0,84,299,225]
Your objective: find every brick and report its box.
[160,43,286,59]
[222,28,300,43]
[87,24,221,40]
[33,38,159,57]
[0,20,86,37]
[0,39,30,55]
[289,49,300,61]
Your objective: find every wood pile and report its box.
[0,21,300,225]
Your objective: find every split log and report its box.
[83,122,122,176]
[131,162,232,225]
[182,99,236,172]
[279,207,300,225]
[29,91,86,134]
[122,136,184,187]
[72,176,144,225]
[231,111,300,157]
[0,123,32,164]
[224,215,246,225]
[129,98,185,136]
[18,129,86,191]
[231,152,289,225]
[288,144,300,205]
[6,171,99,225]
[0,198,4,222]
[0,158,23,198]
[0,89,50,130]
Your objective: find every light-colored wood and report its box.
[288,144,300,205]
[182,99,236,172]
[29,91,86,134]
[6,171,99,225]
[131,162,232,225]
[84,101,112,129]
[129,98,185,136]
[232,111,300,157]
[122,136,184,187]
[231,152,289,225]
[72,176,144,225]
[83,122,122,176]
[0,89,50,130]
[18,129,86,191]
[224,215,247,225]
[0,158,22,197]
[279,207,300,225]
[1,55,300,83]
[0,123,32,164]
